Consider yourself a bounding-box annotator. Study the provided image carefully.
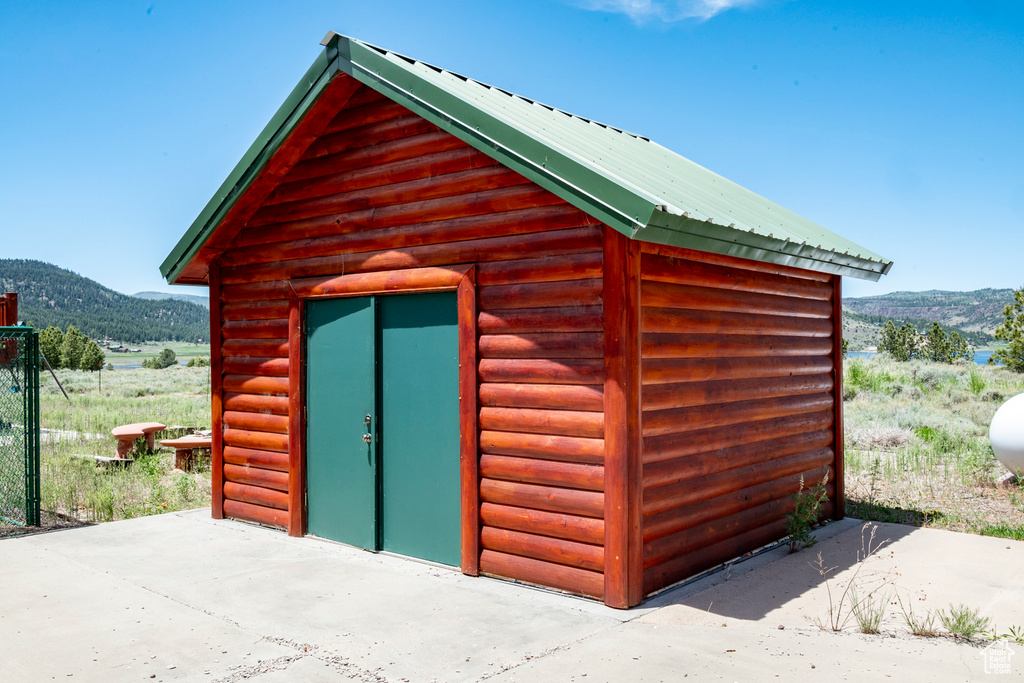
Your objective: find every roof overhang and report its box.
[638,210,893,281]
[162,33,891,284]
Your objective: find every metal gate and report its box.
[0,327,40,527]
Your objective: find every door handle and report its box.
[362,414,373,443]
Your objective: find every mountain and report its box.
[843,288,1014,350]
[133,291,209,308]
[845,289,1013,334]
[0,259,209,343]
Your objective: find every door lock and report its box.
[362,433,372,443]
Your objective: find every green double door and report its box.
[305,292,460,566]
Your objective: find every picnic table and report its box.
[160,434,213,471]
[111,422,166,458]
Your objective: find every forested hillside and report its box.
[0,259,209,342]
[842,288,1013,350]
[133,290,209,308]
[845,289,1013,334]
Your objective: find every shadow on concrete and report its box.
[846,498,946,527]
[643,518,919,622]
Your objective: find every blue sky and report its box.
[1,0,1021,299]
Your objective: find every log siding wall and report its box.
[203,80,846,605]
[638,243,840,596]
[213,85,607,599]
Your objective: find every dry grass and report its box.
[844,356,1024,539]
[25,365,213,528]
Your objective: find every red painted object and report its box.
[0,293,17,326]
[160,435,213,471]
[111,422,166,458]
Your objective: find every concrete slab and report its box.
[644,520,1024,633]
[0,540,293,682]
[493,620,1002,682]
[2,510,623,682]
[1,510,1022,682]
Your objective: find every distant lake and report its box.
[849,350,1000,365]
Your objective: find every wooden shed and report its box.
[161,33,891,608]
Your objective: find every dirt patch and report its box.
[0,509,91,539]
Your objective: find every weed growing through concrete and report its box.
[813,523,894,632]
[998,625,1024,645]
[938,604,991,640]
[785,474,829,553]
[850,586,890,634]
[896,592,940,637]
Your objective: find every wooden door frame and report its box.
[285,265,480,576]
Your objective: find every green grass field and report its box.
[100,341,210,368]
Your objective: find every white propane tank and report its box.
[990,392,1024,475]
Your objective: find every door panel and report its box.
[379,293,461,566]
[305,297,377,548]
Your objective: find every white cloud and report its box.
[580,0,763,23]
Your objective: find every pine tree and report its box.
[879,320,920,361]
[924,322,950,363]
[879,321,899,358]
[39,326,64,368]
[947,331,973,363]
[80,339,105,372]
[992,287,1024,373]
[59,326,87,370]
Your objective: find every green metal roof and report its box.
[161,32,892,283]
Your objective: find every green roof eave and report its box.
[639,210,893,281]
[160,44,342,283]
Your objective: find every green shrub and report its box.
[938,604,990,639]
[912,365,958,392]
[967,369,986,395]
[845,360,895,395]
[785,474,829,552]
[141,348,177,370]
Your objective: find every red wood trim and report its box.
[209,259,225,519]
[182,74,364,283]
[832,275,845,520]
[458,267,480,576]
[291,265,473,299]
[287,286,306,536]
[602,228,642,608]
[0,293,17,326]
[625,238,643,606]
[286,266,480,569]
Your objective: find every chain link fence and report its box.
[0,327,40,527]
